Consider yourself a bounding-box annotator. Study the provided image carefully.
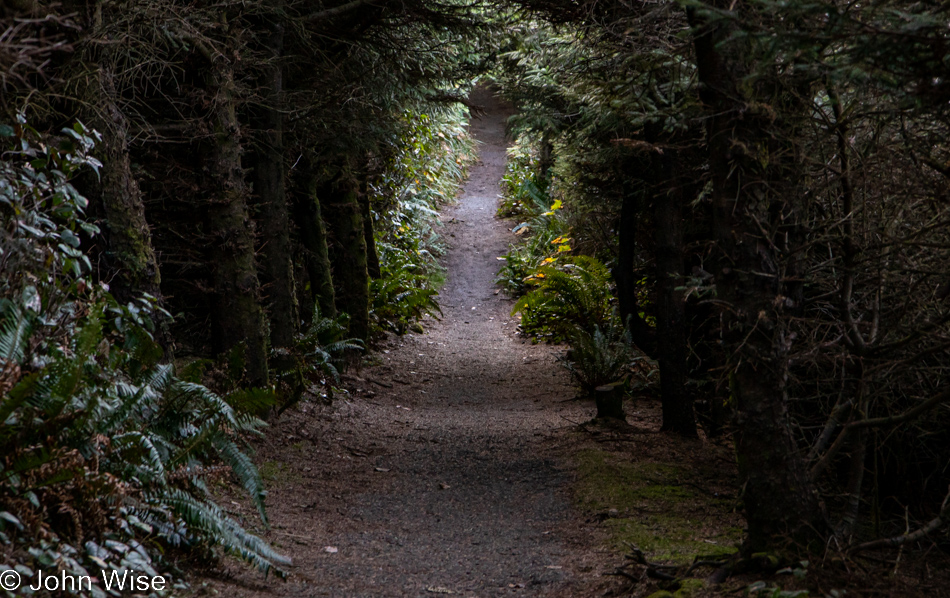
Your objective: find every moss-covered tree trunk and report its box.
[85,63,162,306]
[359,186,382,279]
[79,0,170,348]
[321,166,370,342]
[206,40,269,386]
[252,5,296,350]
[293,167,337,320]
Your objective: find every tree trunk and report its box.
[81,0,170,349]
[688,5,825,553]
[294,247,313,328]
[614,190,657,358]
[537,133,555,191]
[653,154,696,437]
[252,10,296,349]
[359,186,381,279]
[206,44,269,386]
[293,168,337,320]
[594,384,625,420]
[85,64,162,306]
[322,166,370,342]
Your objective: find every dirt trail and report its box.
[207,87,611,598]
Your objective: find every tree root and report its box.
[617,542,736,588]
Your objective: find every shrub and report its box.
[370,246,442,335]
[368,105,474,336]
[559,322,635,398]
[497,138,548,218]
[511,255,616,341]
[0,118,286,591]
[271,307,364,408]
[495,136,573,296]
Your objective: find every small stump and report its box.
[594,383,625,420]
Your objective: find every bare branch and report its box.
[850,485,950,555]
[811,389,950,480]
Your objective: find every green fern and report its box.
[370,250,443,335]
[512,255,616,340]
[0,292,36,365]
[1,303,288,578]
[297,306,364,381]
[144,488,290,574]
[559,322,635,397]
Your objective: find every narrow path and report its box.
[210,88,609,598]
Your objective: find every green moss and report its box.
[573,448,741,564]
[258,460,281,481]
[259,460,301,484]
[673,578,706,598]
[574,449,690,508]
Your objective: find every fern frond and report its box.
[0,371,39,429]
[560,322,634,394]
[152,488,291,574]
[212,437,267,524]
[100,364,173,432]
[112,431,166,483]
[0,298,33,365]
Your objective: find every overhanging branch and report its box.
[304,0,387,22]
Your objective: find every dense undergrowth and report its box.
[370,104,476,337]
[0,87,477,592]
[0,120,293,595]
[496,133,645,399]
[492,1,950,583]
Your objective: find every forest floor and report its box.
[192,89,940,598]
